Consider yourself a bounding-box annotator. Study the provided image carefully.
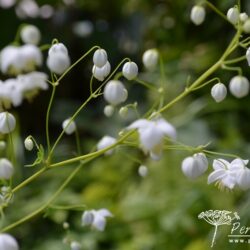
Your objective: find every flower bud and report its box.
[181,153,208,179]
[20,25,41,45]
[97,136,117,155]
[104,105,114,117]
[227,6,239,24]
[243,19,250,33]
[246,48,250,66]
[103,80,128,105]
[142,49,159,71]
[0,234,19,250]
[211,83,227,102]
[47,43,70,75]
[81,211,94,225]
[24,137,34,151]
[71,241,81,250]
[62,118,76,135]
[138,165,148,177]
[229,76,249,98]
[93,49,108,68]
[119,107,128,118]
[190,5,206,25]
[0,112,16,134]
[236,168,250,190]
[240,12,248,22]
[0,158,14,180]
[122,61,138,80]
[92,61,111,81]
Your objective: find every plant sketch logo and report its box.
[198,210,240,247]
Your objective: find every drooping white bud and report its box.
[62,118,76,135]
[0,112,16,134]
[190,5,206,26]
[227,6,239,24]
[92,61,111,81]
[122,61,138,80]
[81,211,94,225]
[47,43,70,75]
[229,76,249,98]
[97,136,117,155]
[119,107,128,118]
[20,25,41,45]
[70,241,81,250]
[181,153,208,179]
[211,83,227,102]
[138,165,148,177]
[104,105,114,117]
[0,234,19,250]
[0,158,14,180]
[236,167,250,190]
[240,12,248,22]
[103,80,128,105]
[243,19,250,33]
[142,49,159,71]
[246,48,250,66]
[93,49,108,68]
[24,137,34,151]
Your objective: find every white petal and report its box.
[156,118,177,139]
[92,215,106,231]
[207,169,227,184]
[127,119,150,130]
[212,159,230,170]
[97,209,113,218]
[139,125,164,151]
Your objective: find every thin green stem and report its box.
[134,78,158,91]
[57,46,100,83]
[191,77,221,91]
[46,84,56,154]
[224,55,246,64]
[221,64,242,75]
[203,150,240,159]
[204,1,232,25]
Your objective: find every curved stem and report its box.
[46,84,56,154]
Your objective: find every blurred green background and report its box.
[1,0,250,249]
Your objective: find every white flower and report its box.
[0,112,16,134]
[70,241,81,250]
[0,158,14,180]
[227,7,239,24]
[0,233,19,250]
[47,43,70,74]
[103,105,114,117]
[138,165,148,177]
[127,117,176,159]
[240,12,248,22]
[24,137,34,151]
[142,49,159,71]
[82,209,113,231]
[229,75,249,98]
[0,0,16,9]
[82,211,94,225]
[181,153,208,179]
[243,19,250,33]
[122,61,138,80]
[93,49,108,68]
[211,83,227,102]
[72,20,94,38]
[62,118,76,135]
[103,80,128,105]
[92,61,111,81]
[208,159,236,189]
[190,5,206,25]
[97,136,117,155]
[20,25,41,45]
